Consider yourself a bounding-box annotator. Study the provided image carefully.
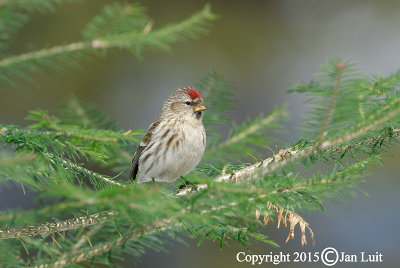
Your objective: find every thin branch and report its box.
[71,224,104,251]
[330,127,400,153]
[0,0,81,9]
[24,236,62,255]
[66,97,93,127]
[262,202,314,246]
[320,108,400,149]
[0,5,215,70]
[33,197,313,267]
[195,192,315,246]
[0,211,117,240]
[0,126,128,143]
[177,127,400,196]
[0,41,92,68]
[45,131,119,142]
[208,108,286,152]
[316,62,345,149]
[32,219,177,268]
[42,151,127,188]
[177,146,305,196]
[270,159,372,197]
[1,126,127,187]
[0,193,130,223]
[363,85,387,97]
[92,4,136,39]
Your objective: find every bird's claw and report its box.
[177,181,198,193]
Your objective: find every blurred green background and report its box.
[1,0,400,267]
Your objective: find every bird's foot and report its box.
[151,178,158,190]
[177,181,198,193]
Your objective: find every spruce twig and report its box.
[0,211,118,240]
[33,220,177,268]
[316,61,346,149]
[0,4,215,85]
[177,128,400,196]
[208,107,286,152]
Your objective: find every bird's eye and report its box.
[185,101,191,105]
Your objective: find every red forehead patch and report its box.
[187,88,202,100]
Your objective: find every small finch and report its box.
[130,87,208,183]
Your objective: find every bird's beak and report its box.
[194,105,208,112]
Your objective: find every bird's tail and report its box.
[129,164,138,181]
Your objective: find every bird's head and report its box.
[162,87,208,120]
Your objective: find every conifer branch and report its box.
[316,62,345,149]
[178,128,400,196]
[0,42,90,69]
[330,127,400,153]
[0,125,138,143]
[33,220,177,268]
[24,236,62,255]
[1,125,128,187]
[363,85,387,97]
[52,154,126,187]
[360,72,400,98]
[0,211,117,240]
[0,4,215,77]
[320,103,400,149]
[70,223,104,251]
[0,0,82,10]
[195,191,315,246]
[208,107,286,152]
[0,152,36,165]
[220,102,400,183]
[41,131,116,142]
[260,202,315,246]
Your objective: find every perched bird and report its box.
[130,87,208,183]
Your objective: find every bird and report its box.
[129,86,208,183]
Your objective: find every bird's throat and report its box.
[194,111,202,120]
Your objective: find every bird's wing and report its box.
[129,117,161,181]
[129,145,145,181]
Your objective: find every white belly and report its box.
[137,120,206,183]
